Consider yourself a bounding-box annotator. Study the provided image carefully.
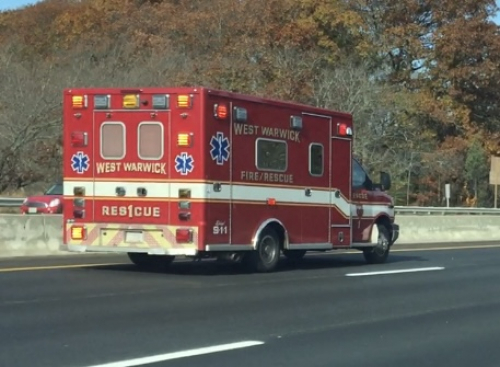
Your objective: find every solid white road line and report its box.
[345,267,445,277]
[84,341,265,367]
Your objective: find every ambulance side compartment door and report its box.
[205,98,232,247]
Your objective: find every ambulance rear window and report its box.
[101,122,125,159]
[138,122,164,160]
[256,138,287,172]
[309,143,324,176]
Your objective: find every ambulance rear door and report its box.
[93,108,171,226]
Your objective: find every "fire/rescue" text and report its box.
[241,171,294,184]
[234,123,300,143]
[102,205,161,218]
[96,162,167,175]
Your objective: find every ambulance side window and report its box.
[138,122,164,160]
[309,143,324,176]
[352,159,367,188]
[101,122,125,159]
[256,138,287,172]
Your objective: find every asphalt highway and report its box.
[1,243,500,367]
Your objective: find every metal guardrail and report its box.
[1,197,500,215]
[395,206,500,215]
[0,197,25,207]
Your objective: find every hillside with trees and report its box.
[0,0,499,206]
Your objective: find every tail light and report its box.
[72,187,86,219]
[175,228,193,243]
[73,209,85,219]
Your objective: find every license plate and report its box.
[28,208,37,214]
[125,231,143,243]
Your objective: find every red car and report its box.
[20,183,63,215]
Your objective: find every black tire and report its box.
[243,228,281,273]
[283,249,306,262]
[363,224,391,264]
[127,253,175,270]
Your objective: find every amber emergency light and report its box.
[72,95,88,109]
[71,225,86,240]
[123,94,139,109]
[177,133,193,147]
[177,95,192,108]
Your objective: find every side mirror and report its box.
[380,172,391,191]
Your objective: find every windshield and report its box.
[44,183,63,195]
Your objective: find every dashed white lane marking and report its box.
[84,341,265,367]
[345,266,445,277]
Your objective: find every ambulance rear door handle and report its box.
[305,188,312,197]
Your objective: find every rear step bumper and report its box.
[60,244,198,256]
[63,222,199,256]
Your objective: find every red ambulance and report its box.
[61,87,399,272]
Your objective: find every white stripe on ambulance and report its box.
[64,181,393,219]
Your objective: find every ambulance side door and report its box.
[300,113,332,245]
[330,120,353,247]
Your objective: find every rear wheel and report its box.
[127,253,175,270]
[363,224,391,264]
[243,228,281,273]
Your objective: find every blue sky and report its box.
[0,0,41,11]
[1,0,500,21]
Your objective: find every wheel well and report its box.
[375,215,392,235]
[257,222,287,250]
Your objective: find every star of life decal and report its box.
[209,132,230,165]
[175,152,194,175]
[71,151,90,174]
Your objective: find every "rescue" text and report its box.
[96,162,167,175]
[102,205,161,218]
[241,171,294,184]
[234,123,300,143]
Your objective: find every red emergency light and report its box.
[214,104,228,120]
[338,123,353,137]
[71,131,88,147]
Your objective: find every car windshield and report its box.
[44,184,63,195]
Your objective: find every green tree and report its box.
[464,139,491,207]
